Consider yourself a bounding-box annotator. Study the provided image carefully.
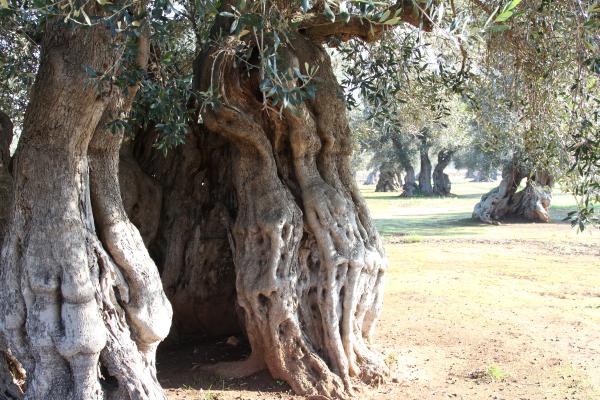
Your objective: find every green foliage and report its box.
[1,0,598,229]
[487,364,507,381]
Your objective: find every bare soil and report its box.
[158,181,600,400]
[159,233,600,400]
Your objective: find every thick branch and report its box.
[298,0,431,43]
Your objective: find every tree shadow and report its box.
[157,337,293,396]
[373,212,486,237]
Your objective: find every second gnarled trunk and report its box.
[192,33,388,398]
[473,159,553,224]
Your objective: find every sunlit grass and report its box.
[362,175,596,241]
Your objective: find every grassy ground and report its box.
[162,174,600,400]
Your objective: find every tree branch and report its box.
[298,0,432,44]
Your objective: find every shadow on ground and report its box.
[157,338,295,396]
[374,212,485,237]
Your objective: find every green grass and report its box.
[486,365,508,381]
[362,176,593,239]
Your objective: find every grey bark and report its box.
[473,159,553,224]
[375,163,401,192]
[0,14,171,400]
[433,150,453,196]
[417,138,433,195]
[0,113,20,400]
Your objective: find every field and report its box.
[161,174,600,400]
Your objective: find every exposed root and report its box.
[200,355,266,379]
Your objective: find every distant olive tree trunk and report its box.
[473,158,553,224]
[402,165,417,196]
[417,134,433,195]
[433,149,453,196]
[0,15,172,399]
[375,162,401,192]
[363,170,378,185]
[390,133,417,196]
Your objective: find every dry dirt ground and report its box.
[158,178,600,400]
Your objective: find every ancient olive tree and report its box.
[132,1,430,397]
[472,158,553,224]
[0,3,172,399]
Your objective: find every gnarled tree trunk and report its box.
[390,134,416,197]
[183,31,389,399]
[432,149,453,196]
[417,138,433,195]
[473,159,553,224]
[0,16,172,400]
[375,163,401,192]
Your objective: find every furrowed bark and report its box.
[0,15,171,400]
[190,31,388,399]
[0,112,20,399]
